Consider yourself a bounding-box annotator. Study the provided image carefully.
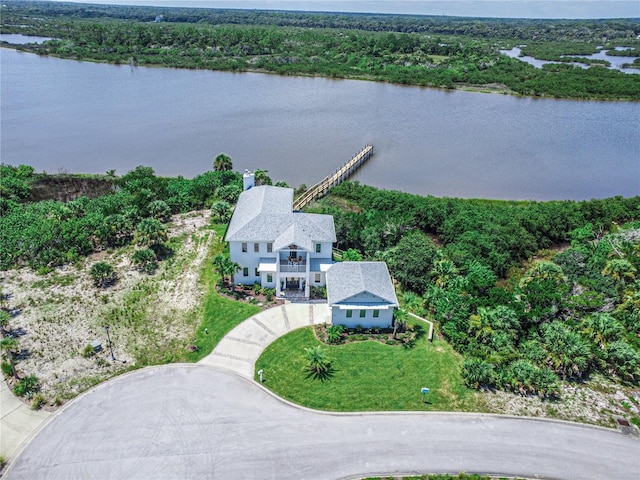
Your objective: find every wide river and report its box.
[1,45,639,200]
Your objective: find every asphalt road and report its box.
[5,365,639,480]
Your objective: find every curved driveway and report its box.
[6,365,638,480]
[4,302,639,479]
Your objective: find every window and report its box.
[373,310,380,318]
[315,243,322,253]
[241,243,247,253]
[267,274,273,283]
[315,273,321,283]
[346,310,353,318]
[359,310,366,318]
[267,243,273,253]
[254,243,260,253]
[243,267,248,277]
[255,268,259,276]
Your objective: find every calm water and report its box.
[500,46,640,74]
[1,46,639,200]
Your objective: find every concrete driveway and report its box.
[5,365,638,480]
[199,302,330,378]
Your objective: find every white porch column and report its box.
[304,252,310,297]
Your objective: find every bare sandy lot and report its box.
[1,210,213,406]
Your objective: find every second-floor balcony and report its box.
[280,259,307,273]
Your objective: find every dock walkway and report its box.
[293,145,373,210]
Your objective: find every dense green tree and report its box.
[580,313,624,350]
[99,214,132,247]
[385,230,437,293]
[602,258,637,292]
[342,248,363,261]
[517,261,569,325]
[254,169,272,186]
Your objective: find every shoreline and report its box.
[2,43,639,103]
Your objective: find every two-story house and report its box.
[225,177,336,298]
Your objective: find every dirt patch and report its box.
[0,210,213,409]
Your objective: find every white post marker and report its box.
[421,387,429,402]
[258,369,264,382]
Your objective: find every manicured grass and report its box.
[256,325,478,412]
[185,223,261,362]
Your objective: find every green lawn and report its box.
[255,325,478,412]
[185,222,261,362]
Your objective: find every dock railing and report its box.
[293,145,373,211]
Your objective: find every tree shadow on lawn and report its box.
[305,364,337,382]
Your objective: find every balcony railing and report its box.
[280,261,306,273]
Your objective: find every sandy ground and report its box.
[479,378,640,427]
[0,210,213,408]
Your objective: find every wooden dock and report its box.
[293,145,373,210]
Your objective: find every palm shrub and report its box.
[326,324,344,344]
[13,374,39,399]
[132,248,157,274]
[462,357,495,389]
[304,345,332,380]
[31,392,47,410]
[0,336,18,378]
[147,200,171,222]
[1,361,13,376]
[90,261,117,288]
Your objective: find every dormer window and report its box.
[315,243,322,253]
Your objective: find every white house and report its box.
[225,175,336,298]
[326,262,399,328]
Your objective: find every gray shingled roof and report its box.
[326,262,398,306]
[225,186,336,244]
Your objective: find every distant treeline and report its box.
[2,0,639,41]
[2,1,639,100]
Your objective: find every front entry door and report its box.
[286,278,300,289]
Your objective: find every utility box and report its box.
[90,340,102,353]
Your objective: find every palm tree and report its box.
[254,169,272,186]
[212,254,240,288]
[0,336,18,378]
[213,153,233,172]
